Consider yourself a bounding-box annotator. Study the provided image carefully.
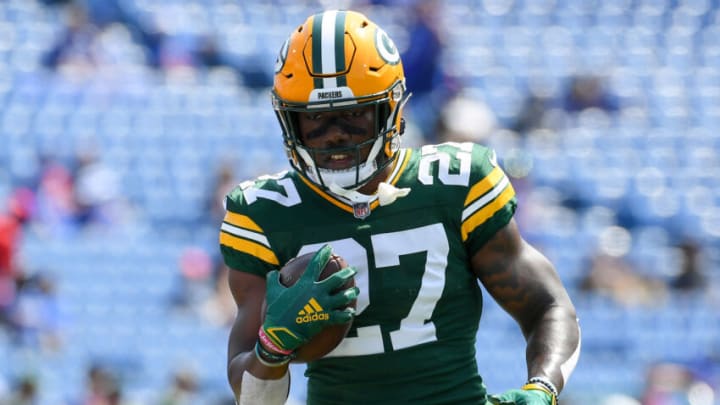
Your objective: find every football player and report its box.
[221,10,580,405]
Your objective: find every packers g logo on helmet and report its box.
[274,38,289,74]
[375,28,400,65]
[271,10,411,192]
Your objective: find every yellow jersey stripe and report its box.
[221,222,271,248]
[464,166,504,207]
[219,232,279,266]
[461,182,515,241]
[223,211,262,232]
[462,174,510,221]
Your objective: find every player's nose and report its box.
[322,124,353,144]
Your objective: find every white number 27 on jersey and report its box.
[297,223,449,357]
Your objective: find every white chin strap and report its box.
[328,181,411,207]
[328,183,374,204]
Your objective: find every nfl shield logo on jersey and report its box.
[353,202,371,219]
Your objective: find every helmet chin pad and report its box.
[317,160,378,189]
[296,136,385,190]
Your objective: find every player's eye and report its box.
[304,112,323,121]
[341,109,370,122]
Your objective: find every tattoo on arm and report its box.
[475,223,554,330]
[473,221,580,391]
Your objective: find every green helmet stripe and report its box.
[311,10,348,90]
[313,76,323,89]
[311,12,324,89]
[334,11,347,87]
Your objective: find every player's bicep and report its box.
[227,269,266,362]
[471,219,566,336]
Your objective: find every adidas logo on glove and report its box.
[296,298,330,324]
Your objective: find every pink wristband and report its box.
[258,327,294,355]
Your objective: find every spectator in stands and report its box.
[207,162,238,227]
[72,149,124,229]
[511,91,554,135]
[435,90,498,144]
[195,35,272,89]
[194,35,225,69]
[76,364,121,405]
[131,22,166,69]
[640,362,713,405]
[399,0,458,143]
[0,188,33,331]
[169,246,213,315]
[42,3,101,72]
[6,271,62,352]
[33,159,80,237]
[199,261,235,328]
[580,251,667,307]
[170,246,235,327]
[157,368,199,405]
[669,239,707,293]
[105,385,125,405]
[3,375,39,405]
[30,151,131,236]
[579,226,667,307]
[561,74,619,114]
[512,73,619,135]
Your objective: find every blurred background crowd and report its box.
[0,0,718,404]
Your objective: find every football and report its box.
[268,251,356,363]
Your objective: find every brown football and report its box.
[265,251,356,363]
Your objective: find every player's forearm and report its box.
[524,305,581,392]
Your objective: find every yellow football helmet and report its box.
[272,10,410,191]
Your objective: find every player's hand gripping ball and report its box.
[262,245,358,362]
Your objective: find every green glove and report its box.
[488,388,555,405]
[262,244,358,352]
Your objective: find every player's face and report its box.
[297,105,376,171]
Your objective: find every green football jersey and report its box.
[220,142,517,405]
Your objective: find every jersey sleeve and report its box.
[218,184,280,278]
[461,146,517,256]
